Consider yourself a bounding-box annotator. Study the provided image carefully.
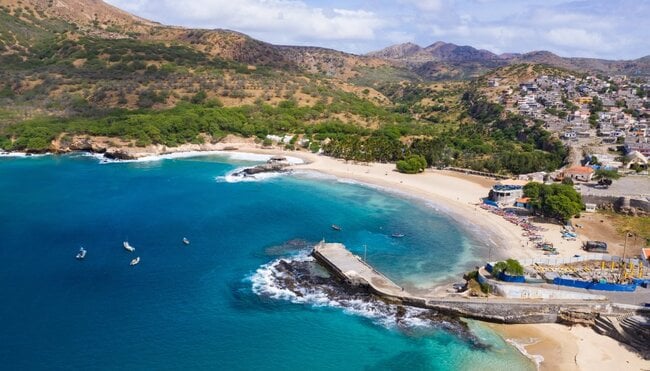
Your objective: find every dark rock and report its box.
[104,149,136,160]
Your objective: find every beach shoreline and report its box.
[5,140,645,370]
[204,143,647,371]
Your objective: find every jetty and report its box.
[312,242,649,325]
[313,242,404,296]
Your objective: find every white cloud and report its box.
[104,0,650,58]
[545,28,606,50]
[109,0,384,42]
[400,0,444,12]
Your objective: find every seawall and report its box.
[312,241,644,324]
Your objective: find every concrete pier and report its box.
[311,241,647,324]
[312,242,405,297]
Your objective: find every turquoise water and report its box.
[0,154,533,370]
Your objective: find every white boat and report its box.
[182,237,190,245]
[76,247,87,260]
[123,241,135,252]
[130,257,140,266]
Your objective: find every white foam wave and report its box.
[0,152,50,158]
[215,167,289,183]
[506,339,544,370]
[249,254,435,330]
[292,170,337,181]
[92,150,305,165]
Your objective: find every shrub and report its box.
[396,154,427,174]
[492,259,524,276]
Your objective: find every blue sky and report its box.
[105,0,649,60]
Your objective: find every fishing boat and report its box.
[182,237,190,245]
[130,257,140,266]
[331,224,342,231]
[391,233,405,238]
[75,247,87,260]
[123,241,135,252]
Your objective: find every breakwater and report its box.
[312,242,642,324]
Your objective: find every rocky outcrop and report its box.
[103,149,137,160]
[231,157,292,177]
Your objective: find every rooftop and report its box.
[564,166,595,174]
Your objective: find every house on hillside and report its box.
[563,166,595,182]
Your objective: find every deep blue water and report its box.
[0,154,533,370]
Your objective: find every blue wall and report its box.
[485,264,526,283]
[552,277,637,292]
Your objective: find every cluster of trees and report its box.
[492,259,524,277]
[523,182,583,222]
[396,155,427,174]
[0,11,570,177]
[2,86,570,176]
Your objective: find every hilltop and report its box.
[368,41,650,79]
[0,0,615,178]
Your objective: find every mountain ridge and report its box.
[368,41,650,78]
[1,0,649,81]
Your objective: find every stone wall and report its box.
[581,195,650,215]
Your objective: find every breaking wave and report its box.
[249,250,488,344]
[87,150,305,165]
[215,167,291,183]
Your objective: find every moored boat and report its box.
[182,237,190,245]
[130,257,140,266]
[331,224,342,231]
[123,241,135,252]
[75,247,87,260]
[391,233,405,238]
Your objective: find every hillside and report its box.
[0,0,390,76]
[0,0,572,176]
[369,42,650,79]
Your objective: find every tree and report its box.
[191,90,207,104]
[544,194,583,222]
[523,182,583,222]
[396,155,427,174]
[492,259,524,276]
[595,169,621,180]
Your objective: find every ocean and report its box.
[0,153,534,370]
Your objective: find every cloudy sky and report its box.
[105,0,649,60]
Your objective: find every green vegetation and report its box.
[604,212,650,246]
[492,259,524,276]
[523,182,583,222]
[0,9,569,176]
[396,155,427,174]
[594,169,621,180]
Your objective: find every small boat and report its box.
[123,241,135,252]
[182,237,190,245]
[391,233,405,238]
[76,247,87,260]
[130,257,140,266]
[331,224,342,231]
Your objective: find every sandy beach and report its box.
[208,141,593,261]
[85,138,646,370]
[489,323,648,371]
[213,143,646,370]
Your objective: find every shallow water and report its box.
[0,154,533,370]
